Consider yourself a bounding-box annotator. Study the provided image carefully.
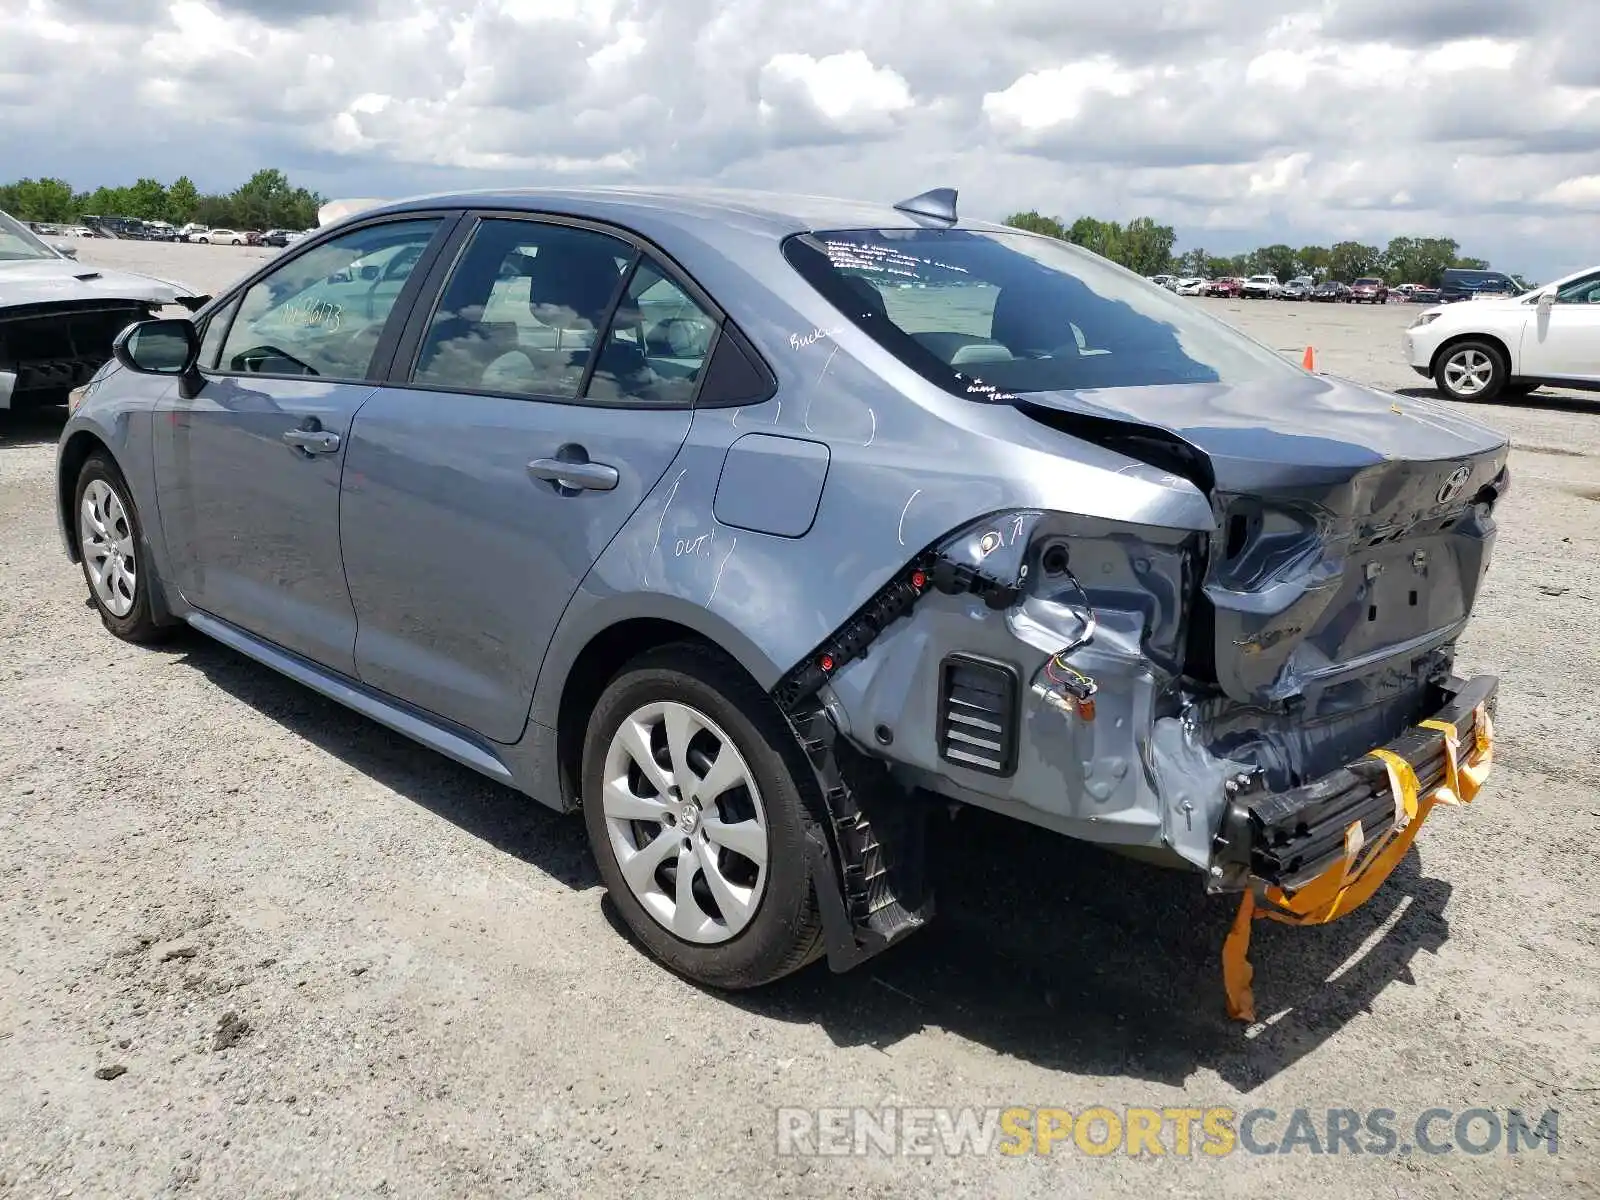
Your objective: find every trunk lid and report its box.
[1015,375,1511,704]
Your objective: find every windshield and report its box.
[783,228,1300,398]
[0,210,59,262]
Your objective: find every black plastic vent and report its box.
[938,655,1019,776]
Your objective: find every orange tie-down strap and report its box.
[1223,704,1493,1022]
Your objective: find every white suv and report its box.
[1404,264,1600,402]
[1241,274,1282,299]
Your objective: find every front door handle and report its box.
[527,456,619,492]
[282,428,341,454]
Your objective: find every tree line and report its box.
[0,169,324,232]
[1004,211,1502,286]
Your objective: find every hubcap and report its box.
[1443,349,1493,396]
[79,479,137,618]
[601,700,769,945]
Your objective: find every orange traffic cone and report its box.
[1302,346,1316,371]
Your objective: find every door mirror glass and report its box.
[53,241,79,260]
[114,318,199,375]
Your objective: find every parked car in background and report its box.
[1207,277,1242,297]
[1405,262,1600,401]
[1149,274,1177,291]
[1241,274,1282,299]
[1310,280,1350,303]
[1279,276,1314,300]
[1410,284,1440,303]
[1390,284,1417,303]
[176,223,207,243]
[1350,277,1388,304]
[1438,268,1522,304]
[52,185,1505,1004]
[1175,277,1207,296]
[0,207,204,413]
[195,228,246,245]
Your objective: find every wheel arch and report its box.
[57,429,115,563]
[1430,331,1513,379]
[537,597,785,810]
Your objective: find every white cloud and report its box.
[1543,175,1600,207]
[758,50,912,128]
[982,58,1147,131]
[3,0,1597,277]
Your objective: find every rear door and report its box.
[338,215,715,742]
[152,216,449,673]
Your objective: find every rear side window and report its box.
[783,228,1299,398]
[586,260,717,408]
[413,219,635,400]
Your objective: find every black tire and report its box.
[1433,339,1508,403]
[581,643,824,989]
[73,452,171,644]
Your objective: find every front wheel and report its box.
[581,645,824,989]
[1435,340,1507,402]
[74,453,171,643]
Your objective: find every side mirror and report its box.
[113,318,200,377]
[1537,292,1555,314]
[53,242,79,260]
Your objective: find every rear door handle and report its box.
[527,457,619,492]
[282,428,341,454]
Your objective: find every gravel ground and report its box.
[2,241,1597,1199]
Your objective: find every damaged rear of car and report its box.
[774,215,1504,1017]
[0,208,204,412]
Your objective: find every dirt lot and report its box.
[2,242,1597,1199]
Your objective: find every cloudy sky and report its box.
[7,0,1598,277]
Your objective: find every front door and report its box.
[1522,270,1600,381]
[338,217,715,742]
[152,217,446,674]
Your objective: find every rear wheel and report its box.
[1435,340,1507,403]
[581,644,823,989]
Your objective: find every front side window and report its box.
[413,219,634,400]
[1555,272,1600,304]
[197,297,240,369]
[215,219,441,380]
[784,228,1300,398]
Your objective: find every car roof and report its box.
[353,186,1016,242]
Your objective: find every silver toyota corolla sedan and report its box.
[56,186,1505,1015]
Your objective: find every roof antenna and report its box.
[893,187,958,225]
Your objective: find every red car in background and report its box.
[1206,277,1242,297]
[1349,277,1388,304]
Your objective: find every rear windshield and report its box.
[783,228,1299,398]
[1353,278,1381,286]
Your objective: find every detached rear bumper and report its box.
[1213,673,1495,1022]
[1211,673,1496,894]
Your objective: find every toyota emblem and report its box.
[1437,465,1472,505]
